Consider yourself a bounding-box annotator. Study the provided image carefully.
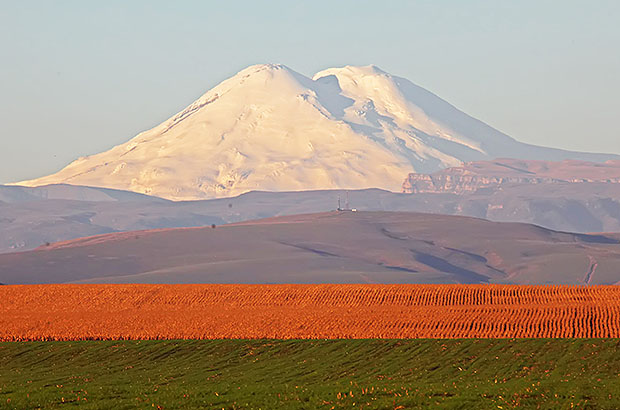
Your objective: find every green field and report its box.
[1,339,619,409]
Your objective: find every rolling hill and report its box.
[6,162,620,255]
[2,211,619,285]
[0,184,224,253]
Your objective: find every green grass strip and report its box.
[1,339,619,409]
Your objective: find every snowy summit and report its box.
[17,64,617,200]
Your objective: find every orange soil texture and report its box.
[2,284,620,341]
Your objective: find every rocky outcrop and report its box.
[403,159,620,193]
[402,174,566,194]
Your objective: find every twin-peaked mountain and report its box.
[18,64,618,200]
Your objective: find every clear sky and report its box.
[1,0,619,183]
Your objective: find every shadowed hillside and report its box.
[2,211,620,285]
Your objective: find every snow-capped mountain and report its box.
[17,64,618,200]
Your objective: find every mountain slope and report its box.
[16,64,618,200]
[2,211,620,285]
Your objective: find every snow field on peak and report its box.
[17,63,619,200]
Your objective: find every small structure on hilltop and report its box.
[337,191,357,212]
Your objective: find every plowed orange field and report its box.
[2,284,620,340]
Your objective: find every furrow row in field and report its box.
[1,284,619,340]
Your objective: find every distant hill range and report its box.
[4,158,620,253]
[0,184,223,254]
[14,64,618,200]
[0,183,162,203]
[2,211,619,285]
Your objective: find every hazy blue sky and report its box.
[1,0,619,183]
